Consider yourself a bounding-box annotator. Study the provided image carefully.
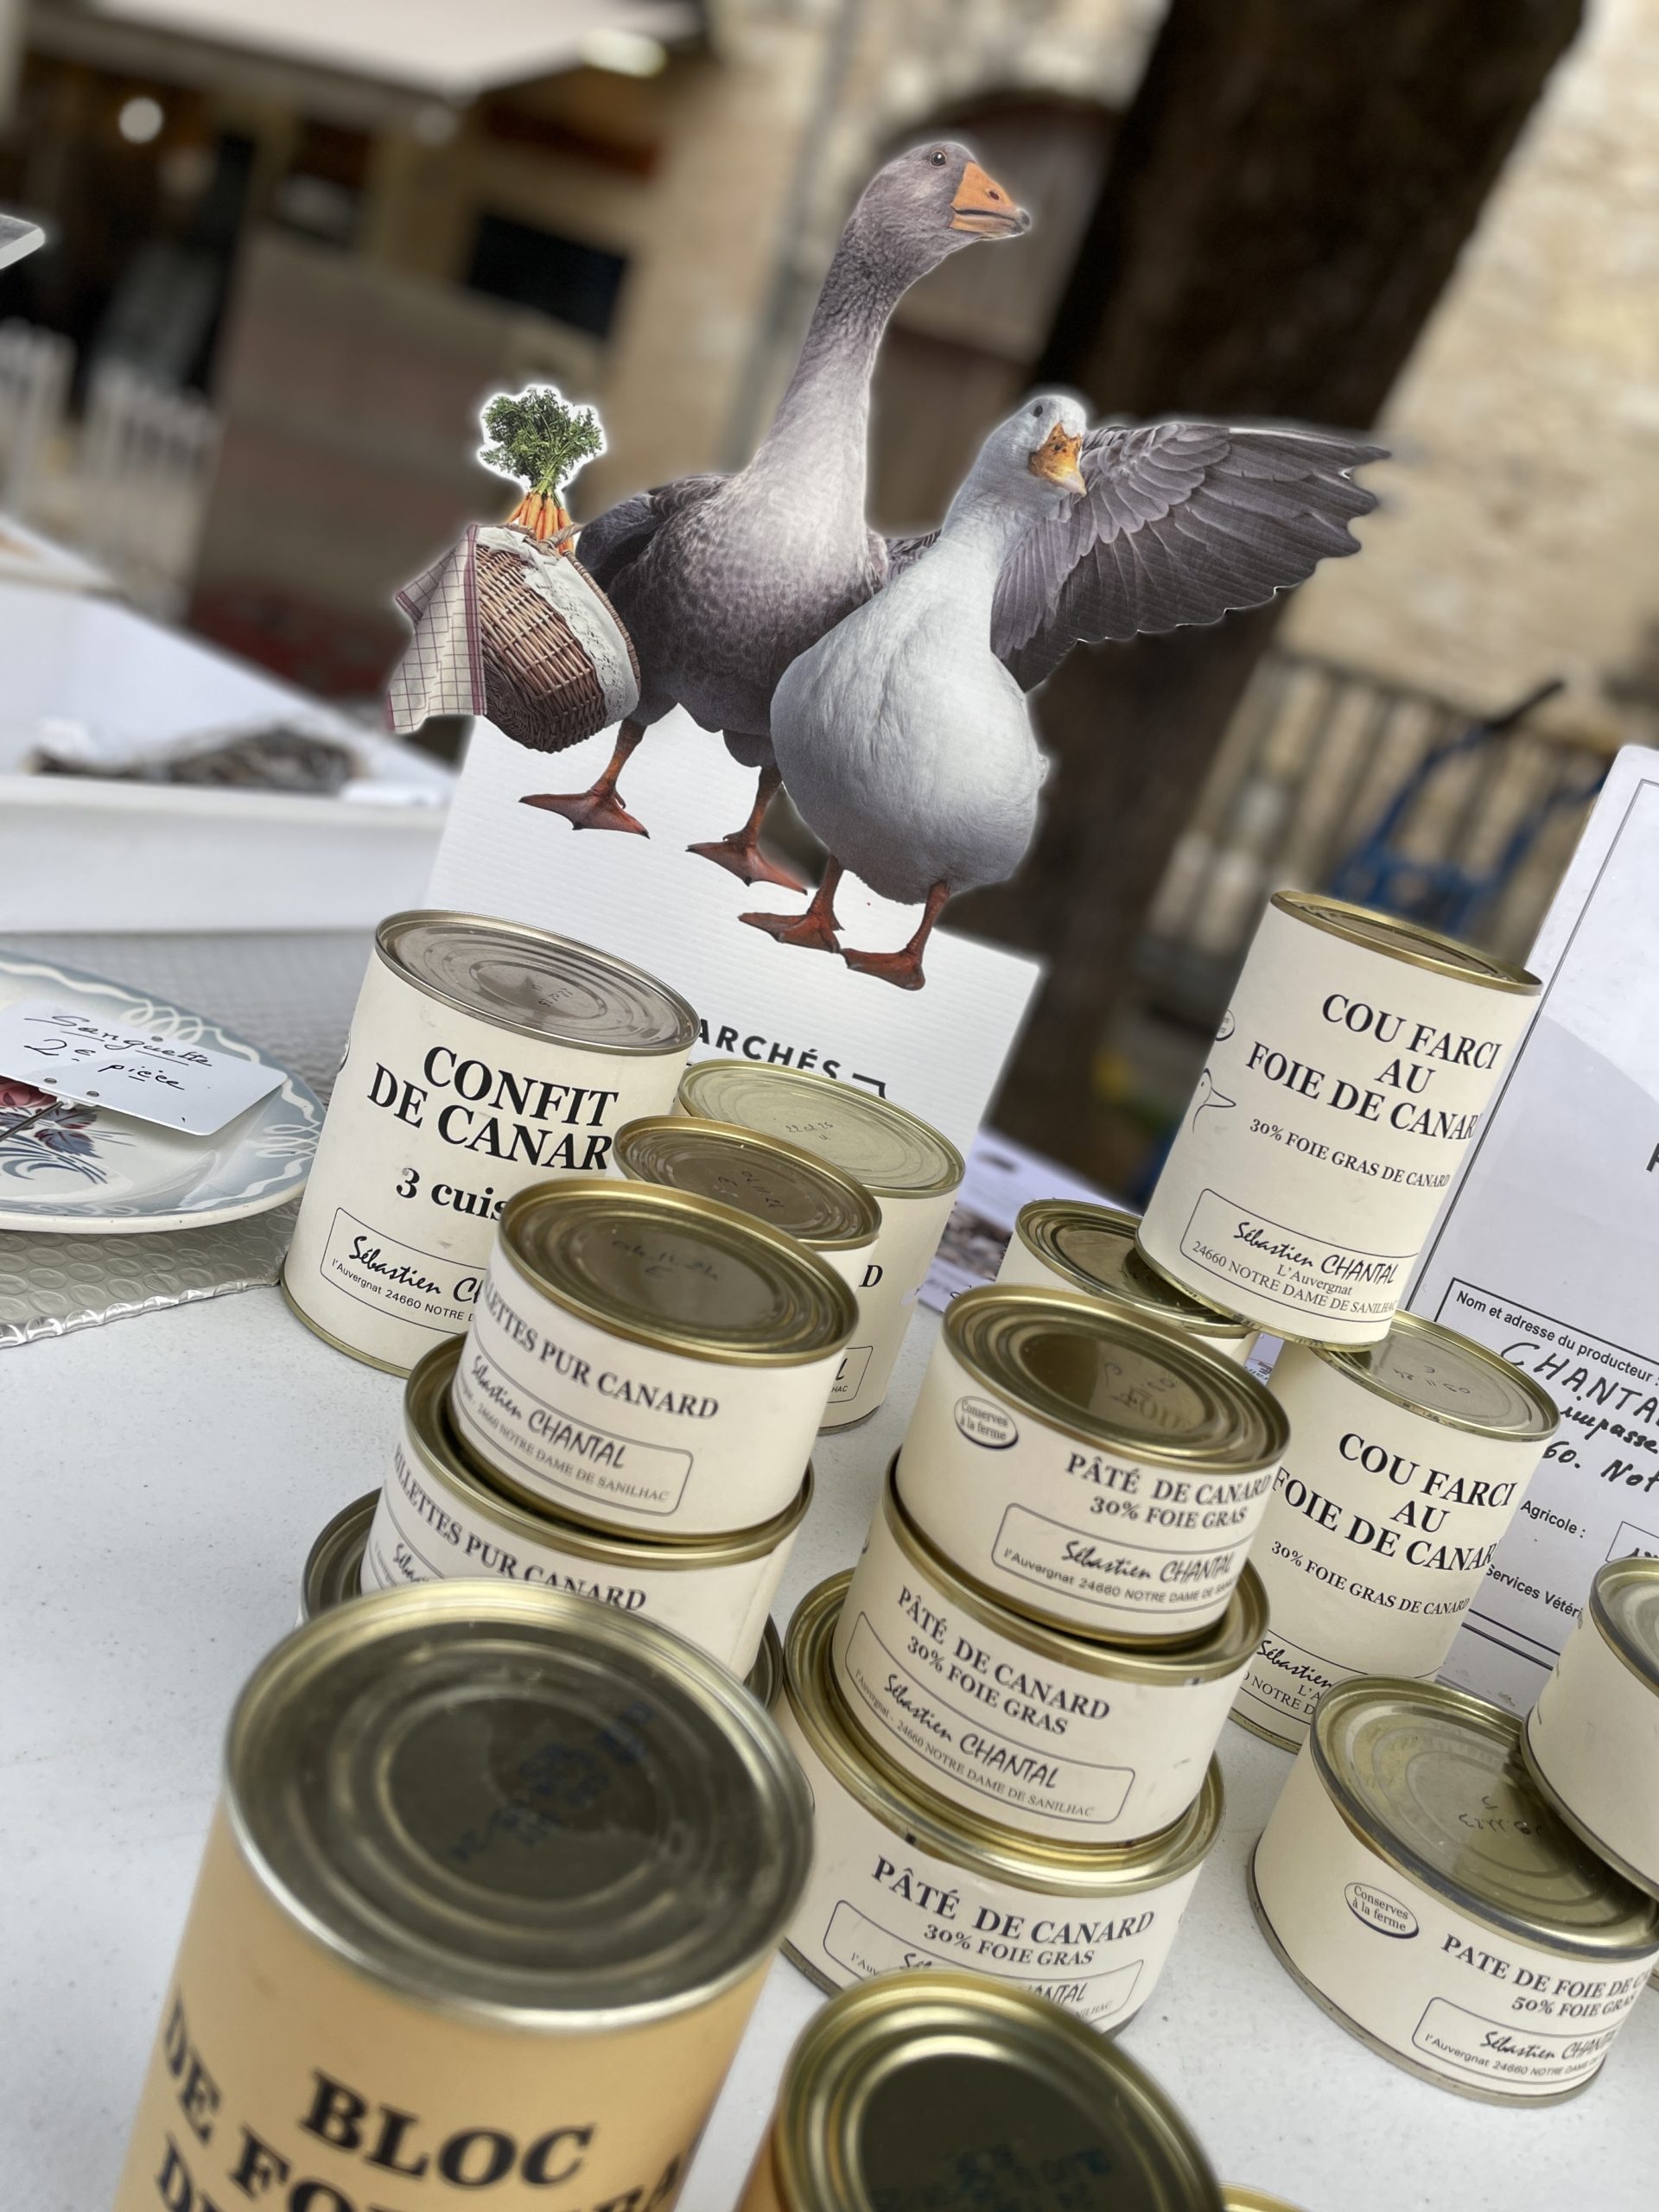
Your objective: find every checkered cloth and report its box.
[385,524,639,741]
[385,525,486,732]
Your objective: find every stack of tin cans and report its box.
[1128,890,1563,1745]
[673,1059,965,1429]
[771,1198,1287,2032]
[306,1164,864,1682]
[1132,889,1659,2101]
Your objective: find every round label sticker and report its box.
[1344,1881,1420,1940]
[953,1395,1019,1449]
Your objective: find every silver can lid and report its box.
[1014,1200,1252,1340]
[1592,1554,1659,1691]
[1311,1679,1659,1960]
[1314,1310,1558,1441]
[945,1284,1287,1475]
[764,1971,1222,2212]
[615,1116,880,1251]
[1271,891,1540,995]
[500,1180,855,1367]
[378,910,696,1054]
[677,1060,963,1200]
[229,1583,812,2021]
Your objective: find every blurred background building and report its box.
[1,0,1653,1182]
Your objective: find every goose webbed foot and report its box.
[841,880,949,992]
[520,720,650,836]
[522,789,650,836]
[741,859,844,953]
[689,834,803,890]
[688,767,804,890]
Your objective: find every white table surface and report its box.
[5,1290,1656,2212]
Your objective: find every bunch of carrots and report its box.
[479,387,605,552]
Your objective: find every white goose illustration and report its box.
[749,404,1383,988]
[750,397,1087,986]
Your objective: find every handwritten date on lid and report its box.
[0,998,284,1135]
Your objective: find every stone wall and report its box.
[1284,0,1659,735]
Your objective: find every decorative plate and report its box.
[0,950,321,1232]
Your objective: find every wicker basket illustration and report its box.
[474,531,640,753]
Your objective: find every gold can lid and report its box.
[677,1059,963,1200]
[766,1971,1222,2212]
[377,909,697,1053]
[1311,1679,1659,1960]
[301,1493,375,1620]
[409,1337,814,1559]
[499,1181,856,1367]
[945,1285,1287,1473]
[228,1583,812,2021]
[1311,1309,1558,1440]
[1014,1200,1252,1340]
[785,1574,1224,1892]
[615,1116,880,1252]
[881,1457,1268,1686]
[1591,1554,1659,1692]
[1224,2191,1307,2211]
[1270,890,1540,995]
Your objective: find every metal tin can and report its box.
[1236,1314,1558,1749]
[367,1337,807,1674]
[736,1971,1224,2212]
[834,1459,1264,1843]
[283,912,698,1374]
[1523,1557,1659,1902]
[297,1491,786,1706]
[1138,893,1538,1346]
[675,1060,963,1427]
[997,1198,1255,1363]
[614,1115,881,1296]
[1224,2193,1306,2211]
[772,1574,1223,2031]
[452,1180,854,1535]
[894,1286,1287,1642]
[1250,1678,1659,2102]
[297,1492,372,1621]
[114,1583,812,2212]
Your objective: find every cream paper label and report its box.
[814,1230,879,1297]
[1139,902,1531,1344]
[284,952,690,1370]
[896,1336,1272,1638]
[1254,1747,1656,2097]
[772,1692,1198,2030]
[831,1501,1233,1842]
[1527,1615,1659,1892]
[114,1812,770,2212]
[1237,1349,1548,1745]
[453,1247,830,1535]
[822,1186,958,1427]
[362,1432,791,1676]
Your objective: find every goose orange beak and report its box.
[1030,424,1086,496]
[950,160,1029,237]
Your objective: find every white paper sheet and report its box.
[428,714,1043,1157]
[0,997,283,1135]
[1412,746,1659,1712]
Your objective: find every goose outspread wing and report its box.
[990,422,1385,690]
[575,473,728,593]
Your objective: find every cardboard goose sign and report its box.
[408,141,1383,1151]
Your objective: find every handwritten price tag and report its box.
[0,999,285,1135]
